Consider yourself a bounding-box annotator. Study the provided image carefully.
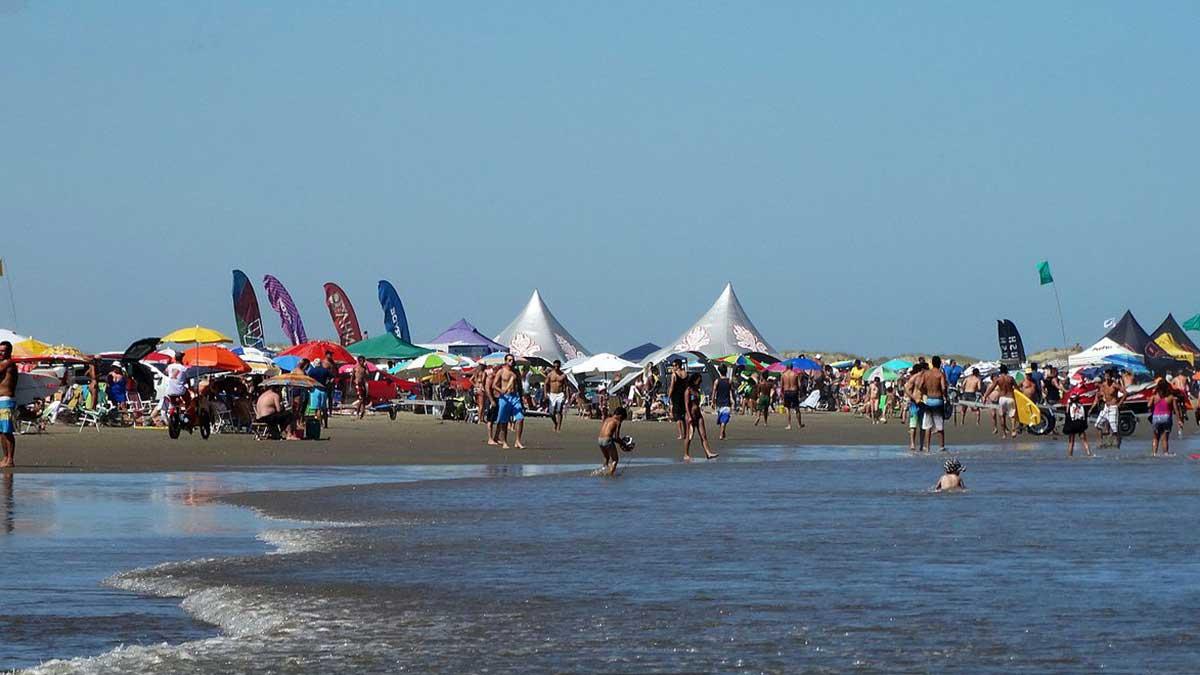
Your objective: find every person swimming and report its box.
[934,458,966,492]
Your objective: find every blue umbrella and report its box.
[272,355,304,372]
[781,357,822,371]
[1102,354,1149,375]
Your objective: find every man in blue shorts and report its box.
[491,354,526,449]
[0,341,17,468]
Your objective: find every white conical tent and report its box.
[494,290,589,364]
[642,283,778,364]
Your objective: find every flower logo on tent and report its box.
[675,326,710,352]
[509,332,541,358]
[555,334,581,361]
[733,325,768,352]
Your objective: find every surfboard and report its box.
[15,372,60,406]
[1013,390,1041,427]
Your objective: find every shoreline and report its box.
[4,408,1141,473]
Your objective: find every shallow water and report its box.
[10,441,1200,673]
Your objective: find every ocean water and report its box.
[8,443,1200,673]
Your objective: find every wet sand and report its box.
[6,408,1169,472]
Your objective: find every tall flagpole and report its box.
[1051,281,1068,352]
[2,259,16,331]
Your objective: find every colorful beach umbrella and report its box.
[478,351,511,366]
[12,338,51,358]
[346,333,431,361]
[182,345,251,373]
[162,325,232,344]
[391,352,473,374]
[712,354,765,371]
[862,365,900,382]
[767,357,822,373]
[261,372,321,388]
[278,340,354,365]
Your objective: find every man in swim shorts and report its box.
[780,362,803,430]
[903,363,926,451]
[1092,369,1125,448]
[597,406,634,475]
[711,366,734,440]
[919,355,949,451]
[545,360,569,432]
[0,341,19,468]
[491,354,525,449]
[956,367,983,426]
[982,364,1018,439]
[753,373,773,427]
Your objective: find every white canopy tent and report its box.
[1068,337,1137,369]
[494,290,589,365]
[641,283,778,365]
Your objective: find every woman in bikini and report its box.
[683,372,719,462]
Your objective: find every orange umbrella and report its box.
[182,345,251,373]
[278,340,354,364]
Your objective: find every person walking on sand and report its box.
[753,372,772,427]
[982,364,1018,439]
[684,373,719,462]
[919,356,949,451]
[957,368,983,426]
[471,364,488,425]
[780,362,803,430]
[491,355,525,449]
[711,366,734,440]
[1062,393,1092,457]
[546,360,569,432]
[668,359,688,440]
[1149,379,1181,456]
[597,406,635,476]
[640,362,658,421]
[0,341,18,468]
[352,356,370,420]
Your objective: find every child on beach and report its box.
[933,458,966,492]
[1062,394,1092,457]
[597,407,635,476]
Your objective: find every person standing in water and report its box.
[597,406,634,476]
[711,366,734,440]
[684,372,719,462]
[1091,369,1125,448]
[919,355,949,451]
[1062,393,1092,457]
[1149,379,1181,457]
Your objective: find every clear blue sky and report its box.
[2,2,1197,357]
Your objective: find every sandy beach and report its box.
[9,408,1177,472]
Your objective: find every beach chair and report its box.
[77,404,114,432]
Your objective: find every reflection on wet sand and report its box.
[4,472,12,534]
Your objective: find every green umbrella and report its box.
[347,333,432,361]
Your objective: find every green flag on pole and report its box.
[1036,260,1053,285]
[1183,314,1200,332]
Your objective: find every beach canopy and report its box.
[347,333,431,361]
[1102,311,1152,354]
[1149,314,1199,365]
[642,283,778,364]
[279,340,355,365]
[422,319,506,357]
[1069,337,1137,368]
[162,325,232,344]
[494,290,589,364]
[566,353,641,376]
[619,343,661,363]
[182,345,250,373]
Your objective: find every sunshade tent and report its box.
[162,325,232,344]
[1069,337,1137,368]
[642,283,778,364]
[182,346,251,373]
[347,333,432,361]
[494,290,589,364]
[421,319,507,359]
[278,340,355,364]
[565,353,641,376]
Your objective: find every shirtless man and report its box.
[903,364,926,451]
[1092,369,1126,448]
[753,373,773,427]
[957,367,984,426]
[1170,371,1190,431]
[981,364,1018,439]
[597,406,634,476]
[254,385,290,440]
[639,362,658,421]
[780,363,803,430]
[470,364,489,425]
[352,356,369,419]
[0,341,18,468]
[545,360,569,432]
[491,355,524,449]
[919,356,949,451]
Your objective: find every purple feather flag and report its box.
[263,274,308,345]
